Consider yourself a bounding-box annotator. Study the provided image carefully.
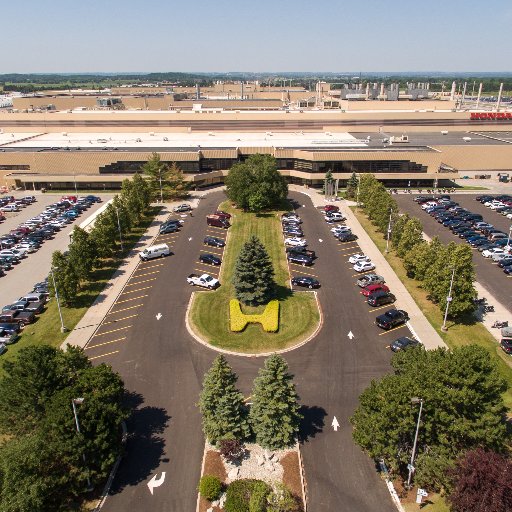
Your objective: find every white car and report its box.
[353,260,376,273]
[10,248,28,258]
[349,253,370,264]
[325,212,345,221]
[0,205,19,212]
[492,250,509,262]
[16,243,38,253]
[482,247,504,258]
[0,250,21,259]
[331,225,351,234]
[284,237,307,247]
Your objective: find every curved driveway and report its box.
[97,191,396,512]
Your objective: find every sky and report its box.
[3,0,512,73]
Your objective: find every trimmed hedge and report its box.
[225,479,271,512]
[229,300,280,332]
[198,474,223,501]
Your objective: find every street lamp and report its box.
[441,267,456,332]
[72,398,93,491]
[113,205,124,252]
[385,209,394,253]
[356,174,361,207]
[49,266,67,333]
[406,397,424,489]
[158,167,164,204]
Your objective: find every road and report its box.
[0,193,112,304]
[91,191,400,512]
[394,194,512,310]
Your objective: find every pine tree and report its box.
[345,172,359,199]
[233,236,275,306]
[249,355,302,450]
[198,356,250,445]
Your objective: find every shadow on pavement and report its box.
[109,391,171,494]
[298,405,327,443]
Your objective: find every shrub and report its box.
[198,475,222,501]
[249,481,272,512]
[229,299,280,332]
[219,438,245,464]
[225,479,263,512]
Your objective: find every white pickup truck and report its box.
[187,273,220,289]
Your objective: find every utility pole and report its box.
[406,398,424,489]
[114,205,124,252]
[50,266,67,333]
[441,267,456,332]
[385,210,393,253]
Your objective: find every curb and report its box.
[297,443,308,512]
[195,443,208,512]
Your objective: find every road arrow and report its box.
[147,472,166,495]
[188,237,193,241]
[347,331,355,340]
[156,313,162,320]
[332,416,340,432]
[319,238,323,243]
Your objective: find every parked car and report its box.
[361,283,390,297]
[357,273,385,288]
[391,336,420,352]
[0,309,36,328]
[203,236,225,248]
[285,237,307,247]
[0,343,6,356]
[353,260,375,273]
[500,338,512,355]
[199,253,222,266]
[349,253,370,265]
[214,210,232,219]
[336,233,358,242]
[159,223,180,234]
[291,276,320,289]
[173,204,192,213]
[367,291,396,307]
[0,328,18,345]
[286,247,316,259]
[376,309,409,330]
[324,205,339,213]
[287,253,313,266]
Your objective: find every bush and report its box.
[219,438,245,464]
[249,481,272,512]
[229,299,280,332]
[225,479,264,512]
[198,475,223,501]
[260,300,279,332]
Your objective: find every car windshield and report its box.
[204,276,213,282]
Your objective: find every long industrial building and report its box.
[1,105,512,190]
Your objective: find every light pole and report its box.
[441,267,456,332]
[114,205,124,252]
[507,225,512,250]
[385,210,394,253]
[158,167,164,203]
[356,174,361,207]
[50,266,67,333]
[406,397,424,489]
[72,398,93,491]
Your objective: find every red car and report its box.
[324,205,339,213]
[61,195,77,203]
[361,283,390,297]
[214,210,232,219]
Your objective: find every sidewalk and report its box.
[289,185,447,350]
[62,194,206,350]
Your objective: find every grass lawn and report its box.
[0,207,160,378]
[402,493,450,512]
[189,201,319,354]
[352,207,512,409]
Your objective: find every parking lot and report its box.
[394,194,512,310]
[0,192,112,304]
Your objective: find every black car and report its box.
[199,253,222,266]
[283,228,304,237]
[376,309,409,330]
[498,257,512,268]
[159,223,180,234]
[390,336,420,352]
[367,291,396,307]
[203,236,225,248]
[500,338,512,355]
[286,246,316,259]
[336,233,358,242]
[291,276,320,289]
[0,323,20,335]
[287,253,313,266]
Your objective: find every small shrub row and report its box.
[198,474,223,501]
[229,300,280,333]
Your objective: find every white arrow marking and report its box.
[319,238,323,243]
[147,472,166,495]
[156,313,162,320]
[347,331,355,340]
[302,204,305,207]
[332,416,340,431]
[188,237,193,241]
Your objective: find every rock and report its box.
[256,455,265,466]
[267,452,275,461]
[211,500,219,507]
[219,494,227,507]
[207,508,213,512]
[228,467,240,479]
[264,449,271,460]
[264,462,275,472]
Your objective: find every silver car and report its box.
[356,273,385,288]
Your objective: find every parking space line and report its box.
[107,304,144,315]
[194,268,219,275]
[116,294,148,304]
[137,262,164,270]
[290,268,318,277]
[197,261,221,270]
[378,324,408,336]
[93,325,132,337]
[120,286,152,296]
[85,337,126,350]
[103,314,138,325]
[368,304,394,312]
[124,277,157,286]
[200,248,224,255]
[352,270,375,277]
[89,350,120,361]
[338,245,359,252]
[207,226,228,233]
[157,234,179,241]
[131,270,160,278]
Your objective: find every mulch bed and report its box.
[280,451,304,505]
[198,450,228,512]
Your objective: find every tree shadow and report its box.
[273,283,293,301]
[109,391,171,494]
[298,405,327,443]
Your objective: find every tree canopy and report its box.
[142,153,190,201]
[225,154,288,212]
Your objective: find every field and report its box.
[189,202,319,354]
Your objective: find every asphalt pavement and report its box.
[85,190,401,512]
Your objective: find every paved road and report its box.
[394,194,512,310]
[0,193,112,304]
[92,191,400,512]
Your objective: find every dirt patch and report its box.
[280,451,303,501]
[198,450,227,512]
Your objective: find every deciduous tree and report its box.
[68,226,96,283]
[396,217,424,258]
[50,251,79,306]
[249,355,302,450]
[345,171,359,199]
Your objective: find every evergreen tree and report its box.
[233,236,275,306]
[345,172,359,199]
[198,356,250,445]
[50,251,79,306]
[68,226,96,283]
[249,355,302,450]
[396,217,424,258]
[166,162,190,199]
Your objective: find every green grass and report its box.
[0,208,160,378]
[352,207,512,409]
[402,493,450,512]
[189,202,320,353]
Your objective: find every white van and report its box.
[139,243,171,261]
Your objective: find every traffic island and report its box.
[187,202,321,355]
[197,442,307,512]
